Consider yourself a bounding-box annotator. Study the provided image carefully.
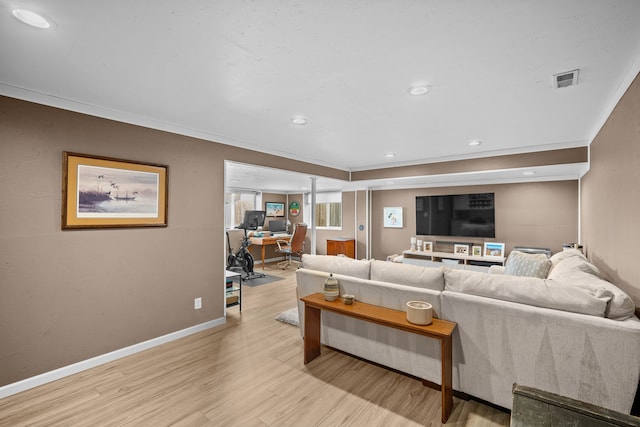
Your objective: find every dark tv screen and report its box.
[416,193,495,238]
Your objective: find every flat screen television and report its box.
[416,193,495,238]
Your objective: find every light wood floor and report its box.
[0,264,511,426]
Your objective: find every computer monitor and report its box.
[239,210,266,230]
[268,219,287,233]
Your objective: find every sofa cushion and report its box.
[370,260,444,291]
[549,248,588,265]
[443,268,611,317]
[548,250,635,320]
[504,251,552,278]
[548,250,600,278]
[488,265,506,274]
[301,254,371,279]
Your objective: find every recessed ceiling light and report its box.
[12,9,51,28]
[522,171,536,176]
[408,84,431,96]
[384,152,396,158]
[468,140,482,146]
[290,117,307,125]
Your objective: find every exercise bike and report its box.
[226,210,266,280]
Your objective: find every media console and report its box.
[402,249,506,268]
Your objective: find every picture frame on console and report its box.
[472,246,482,257]
[483,242,505,258]
[423,241,433,252]
[454,244,469,255]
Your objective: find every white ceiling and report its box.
[2,1,639,192]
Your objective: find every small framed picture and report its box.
[383,207,403,228]
[484,242,505,258]
[423,241,433,252]
[472,246,482,257]
[454,244,469,255]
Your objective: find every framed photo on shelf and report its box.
[423,241,433,252]
[265,202,285,217]
[383,207,403,228]
[454,244,469,255]
[484,242,505,258]
[62,152,168,230]
[472,245,482,257]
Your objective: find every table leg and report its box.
[303,304,321,364]
[441,335,453,423]
[261,245,266,269]
[238,275,242,312]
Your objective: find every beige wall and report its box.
[371,182,579,260]
[581,72,640,307]
[0,96,343,386]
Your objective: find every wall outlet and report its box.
[194,297,202,310]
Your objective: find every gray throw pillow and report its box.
[504,251,552,278]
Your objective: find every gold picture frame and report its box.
[62,152,168,229]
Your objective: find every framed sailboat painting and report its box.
[62,152,168,229]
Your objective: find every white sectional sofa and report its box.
[295,250,640,414]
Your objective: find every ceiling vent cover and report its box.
[553,69,579,89]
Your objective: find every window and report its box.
[225,191,261,229]
[316,202,342,228]
[305,192,342,229]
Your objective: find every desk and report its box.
[250,236,290,269]
[300,292,457,423]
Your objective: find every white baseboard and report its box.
[0,317,225,399]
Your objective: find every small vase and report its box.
[323,273,340,301]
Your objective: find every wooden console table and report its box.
[327,237,355,258]
[300,292,457,423]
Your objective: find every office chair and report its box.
[275,223,307,270]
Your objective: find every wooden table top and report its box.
[250,236,290,244]
[300,292,456,338]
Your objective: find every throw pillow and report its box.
[504,251,552,279]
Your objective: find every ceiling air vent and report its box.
[553,69,579,89]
